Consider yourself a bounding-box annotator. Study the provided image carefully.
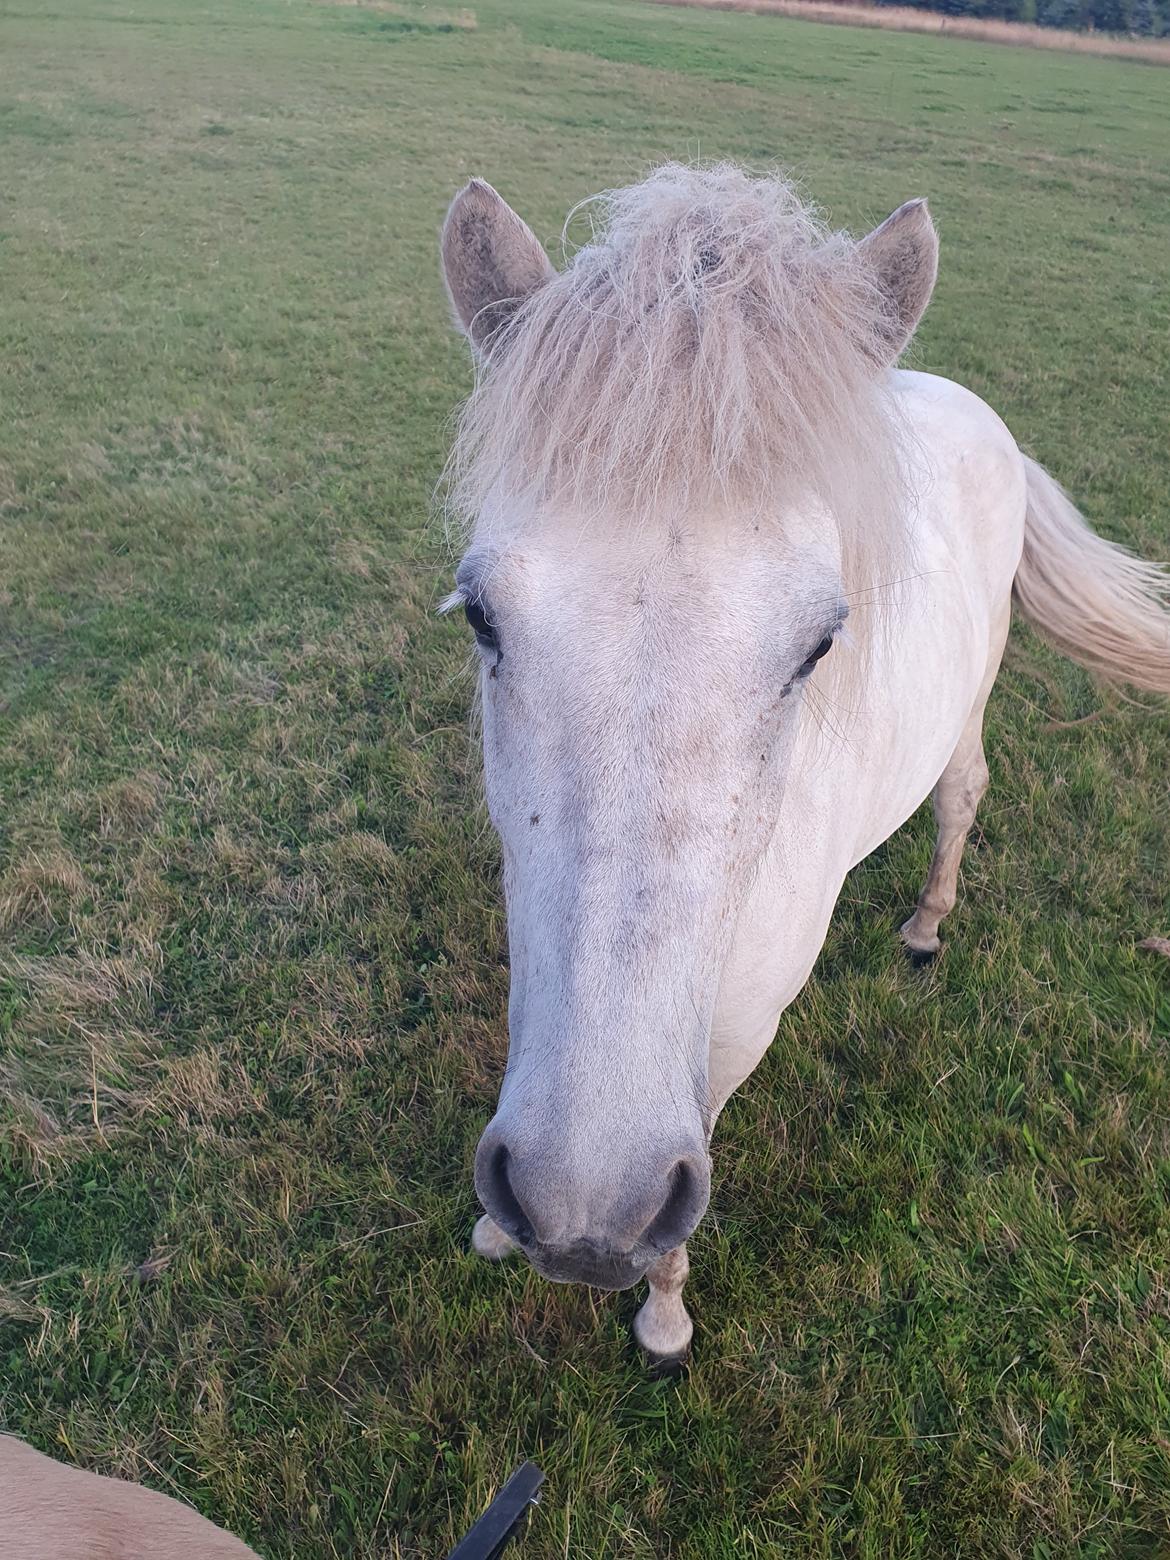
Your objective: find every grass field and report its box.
[2,0,1169,1554]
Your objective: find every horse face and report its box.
[456,515,844,1287]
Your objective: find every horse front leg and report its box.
[633,1244,693,1362]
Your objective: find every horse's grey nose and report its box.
[474,1121,710,1279]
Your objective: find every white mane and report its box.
[445,162,908,594]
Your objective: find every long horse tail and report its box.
[1012,456,1170,695]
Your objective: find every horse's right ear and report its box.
[857,198,938,366]
[441,180,555,355]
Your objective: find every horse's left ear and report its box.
[857,199,938,366]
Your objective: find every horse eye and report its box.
[800,635,834,675]
[464,594,497,650]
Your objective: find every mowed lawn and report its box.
[2,0,1169,1554]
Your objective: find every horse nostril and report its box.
[476,1126,709,1259]
[480,1142,535,1248]
[643,1155,708,1253]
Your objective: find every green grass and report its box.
[1,0,1168,1554]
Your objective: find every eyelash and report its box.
[463,593,496,649]
[799,634,834,676]
[780,630,838,697]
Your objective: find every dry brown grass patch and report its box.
[0,848,89,933]
[0,948,163,1167]
[151,1048,268,1133]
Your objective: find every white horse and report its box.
[438,164,1170,1361]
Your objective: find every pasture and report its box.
[1,0,1168,1554]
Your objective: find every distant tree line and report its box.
[877,0,1168,32]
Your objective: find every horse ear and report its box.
[857,199,938,366]
[441,179,555,354]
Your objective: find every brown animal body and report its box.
[0,1436,261,1560]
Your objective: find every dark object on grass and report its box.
[445,1462,545,1560]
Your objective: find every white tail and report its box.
[1014,456,1170,695]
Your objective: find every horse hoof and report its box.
[633,1305,693,1368]
[634,1320,692,1375]
[643,1345,690,1379]
[907,944,939,968]
[899,917,940,965]
[472,1214,518,1261]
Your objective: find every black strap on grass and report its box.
[445,1462,546,1560]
